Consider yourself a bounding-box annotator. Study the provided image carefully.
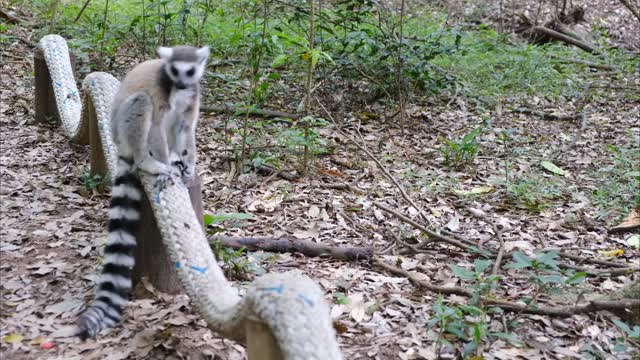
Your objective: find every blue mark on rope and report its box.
[297,294,315,308]
[189,265,208,274]
[55,81,62,88]
[175,261,181,269]
[260,285,284,294]
[156,191,161,204]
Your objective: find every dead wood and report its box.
[0,9,27,24]
[253,163,299,181]
[533,26,598,53]
[374,201,639,277]
[318,182,366,194]
[210,235,373,261]
[547,55,619,71]
[610,208,640,232]
[201,104,302,120]
[373,258,640,317]
[511,107,578,121]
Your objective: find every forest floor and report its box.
[1,2,640,360]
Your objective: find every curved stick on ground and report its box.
[38,34,341,360]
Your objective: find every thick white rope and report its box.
[39,34,341,360]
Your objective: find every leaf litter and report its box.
[1,5,639,360]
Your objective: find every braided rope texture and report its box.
[38,34,341,359]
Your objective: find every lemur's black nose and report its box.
[176,82,186,89]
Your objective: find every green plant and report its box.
[610,318,640,353]
[439,126,482,168]
[205,212,254,277]
[591,144,640,224]
[204,212,254,235]
[507,177,565,212]
[79,173,109,191]
[276,117,330,163]
[428,260,520,358]
[505,251,586,306]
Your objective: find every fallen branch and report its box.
[318,182,366,195]
[558,251,633,268]
[511,107,578,121]
[202,104,302,120]
[373,258,471,296]
[560,263,640,276]
[547,55,619,71]
[253,163,299,181]
[0,9,27,23]
[376,202,638,276]
[533,26,598,53]
[373,258,640,317]
[210,235,373,261]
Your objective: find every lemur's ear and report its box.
[196,46,210,63]
[157,47,173,60]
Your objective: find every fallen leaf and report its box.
[293,223,320,239]
[454,186,494,195]
[541,160,568,176]
[611,208,640,232]
[307,205,320,218]
[600,249,624,257]
[627,235,640,249]
[2,333,23,343]
[446,215,460,231]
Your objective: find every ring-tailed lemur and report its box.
[76,45,209,339]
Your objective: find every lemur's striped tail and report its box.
[76,159,142,339]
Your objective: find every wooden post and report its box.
[132,173,205,293]
[246,320,284,360]
[86,99,109,181]
[33,47,75,124]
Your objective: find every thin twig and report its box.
[373,258,640,317]
[465,207,506,275]
[547,54,619,71]
[373,201,472,251]
[74,0,92,22]
[201,104,302,119]
[315,97,428,221]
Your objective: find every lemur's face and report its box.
[157,46,210,89]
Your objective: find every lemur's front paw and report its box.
[153,165,181,190]
[154,172,179,190]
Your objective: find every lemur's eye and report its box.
[182,150,188,156]
[170,65,178,76]
[186,67,195,77]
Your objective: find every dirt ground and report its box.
[1,2,639,359]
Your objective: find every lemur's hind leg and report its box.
[113,92,179,189]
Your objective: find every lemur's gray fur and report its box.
[76,45,209,340]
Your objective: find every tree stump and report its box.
[33,47,76,124]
